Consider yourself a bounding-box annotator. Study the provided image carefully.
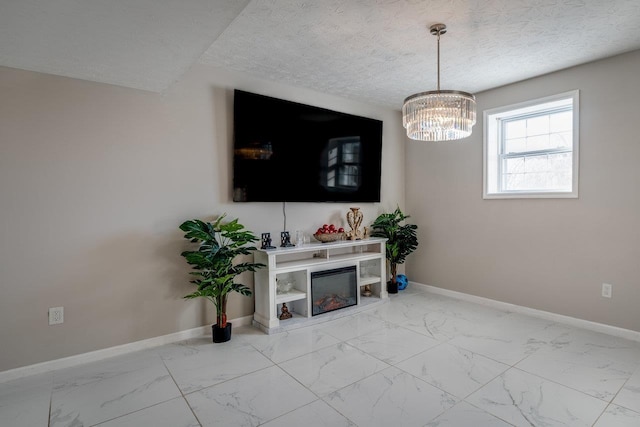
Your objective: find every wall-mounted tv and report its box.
[233,90,383,202]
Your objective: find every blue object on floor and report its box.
[396,274,408,290]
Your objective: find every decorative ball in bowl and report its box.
[276,280,293,294]
[313,232,345,243]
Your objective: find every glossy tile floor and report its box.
[2,287,640,426]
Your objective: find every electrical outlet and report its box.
[602,283,612,299]
[49,307,64,325]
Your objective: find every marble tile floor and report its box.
[2,287,640,427]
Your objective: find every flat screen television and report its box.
[232,90,383,202]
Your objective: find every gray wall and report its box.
[406,50,640,332]
[0,64,406,371]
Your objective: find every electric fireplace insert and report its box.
[310,266,357,316]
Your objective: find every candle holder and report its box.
[261,233,276,249]
[280,231,294,247]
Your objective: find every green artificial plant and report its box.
[179,214,264,328]
[371,207,419,285]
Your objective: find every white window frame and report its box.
[483,90,579,199]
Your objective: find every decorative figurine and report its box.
[279,303,293,320]
[346,207,364,240]
[261,233,276,250]
[280,231,295,247]
[362,284,372,297]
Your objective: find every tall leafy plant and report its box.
[371,207,418,285]
[179,214,264,328]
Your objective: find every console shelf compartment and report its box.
[359,276,382,286]
[275,289,307,304]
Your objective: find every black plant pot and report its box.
[212,322,232,343]
[387,280,398,294]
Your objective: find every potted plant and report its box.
[179,214,264,343]
[371,207,418,294]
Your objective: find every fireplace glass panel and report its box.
[311,266,357,316]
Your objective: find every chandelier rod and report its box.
[436,29,440,91]
[430,23,446,92]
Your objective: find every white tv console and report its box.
[253,237,388,333]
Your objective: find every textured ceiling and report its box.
[1,0,640,108]
[0,0,251,92]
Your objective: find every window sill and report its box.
[483,191,578,199]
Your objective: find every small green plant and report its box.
[371,207,418,285]
[179,214,264,328]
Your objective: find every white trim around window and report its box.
[483,90,579,199]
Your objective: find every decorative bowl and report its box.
[313,232,345,243]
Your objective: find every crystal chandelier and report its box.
[402,24,476,141]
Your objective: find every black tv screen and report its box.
[232,90,383,202]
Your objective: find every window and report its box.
[483,91,579,199]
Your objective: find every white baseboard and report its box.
[0,315,254,384]
[5,288,639,384]
[411,282,640,343]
